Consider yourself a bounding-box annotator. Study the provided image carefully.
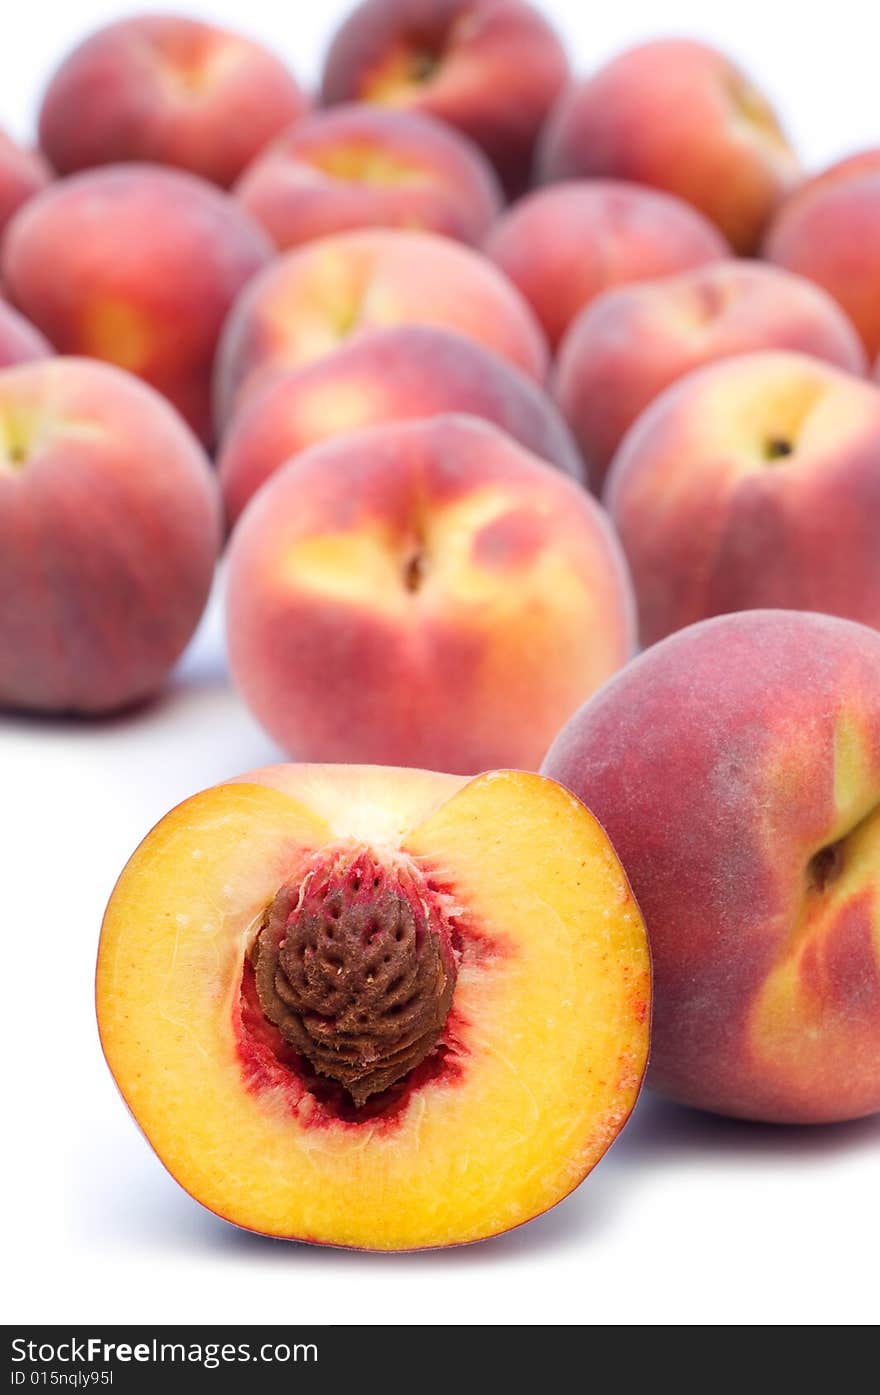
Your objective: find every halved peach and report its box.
[96,763,650,1250]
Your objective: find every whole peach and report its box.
[214,228,548,428]
[764,151,880,360]
[226,414,633,773]
[556,261,867,491]
[321,0,569,196]
[0,301,52,369]
[218,325,583,526]
[0,131,50,237]
[539,40,798,253]
[543,609,880,1124]
[0,358,220,713]
[2,166,272,445]
[485,180,728,349]
[38,14,307,189]
[235,104,502,250]
[605,351,880,645]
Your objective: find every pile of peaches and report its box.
[3,2,879,1252]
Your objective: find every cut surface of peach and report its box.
[97,764,649,1250]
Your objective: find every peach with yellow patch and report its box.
[218,325,583,527]
[0,130,50,237]
[604,351,880,645]
[97,762,650,1248]
[235,104,502,250]
[213,227,548,429]
[544,609,880,1124]
[539,40,798,253]
[2,166,271,445]
[226,414,633,773]
[38,14,307,189]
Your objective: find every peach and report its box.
[1,165,272,445]
[38,14,307,189]
[0,357,220,713]
[96,762,650,1247]
[763,151,880,360]
[556,261,867,492]
[320,0,569,196]
[539,40,799,253]
[543,609,880,1124]
[226,414,634,773]
[235,103,502,250]
[0,131,50,237]
[604,351,880,647]
[214,228,548,428]
[485,181,728,350]
[218,325,583,526]
[0,300,52,369]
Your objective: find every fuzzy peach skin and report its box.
[763,151,880,361]
[555,261,868,493]
[320,0,569,197]
[485,181,728,350]
[605,351,880,646]
[219,325,583,526]
[226,414,634,773]
[538,40,799,254]
[0,300,52,369]
[0,357,220,713]
[235,104,502,250]
[97,762,650,1248]
[544,609,880,1124]
[2,165,272,446]
[0,131,50,237]
[38,14,307,189]
[213,227,548,429]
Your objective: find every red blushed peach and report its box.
[38,14,307,189]
[539,40,799,254]
[604,351,880,646]
[235,104,502,250]
[218,325,583,526]
[0,300,52,369]
[213,228,548,428]
[320,0,569,197]
[0,357,220,713]
[485,181,728,350]
[97,763,650,1248]
[0,132,51,237]
[763,152,880,361]
[555,261,867,492]
[1,166,272,445]
[226,414,634,773]
[543,609,880,1124]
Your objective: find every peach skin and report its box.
[543,608,880,1124]
[38,14,307,189]
[97,762,650,1247]
[539,40,799,253]
[555,261,868,492]
[2,165,272,445]
[218,325,584,527]
[605,351,880,646]
[763,151,880,361]
[0,301,52,369]
[225,414,634,773]
[213,228,548,429]
[235,104,502,250]
[485,180,729,350]
[320,0,569,196]
[0,357,220,713]
[0,131,50,237]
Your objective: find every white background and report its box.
[3,0,878,1328]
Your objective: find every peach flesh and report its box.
[97,764,651,1247]
[217,325,584,527]
[543,609,880,1124]
[38,14,308,188]
[234,103,502,250]
[320,0,570,196]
